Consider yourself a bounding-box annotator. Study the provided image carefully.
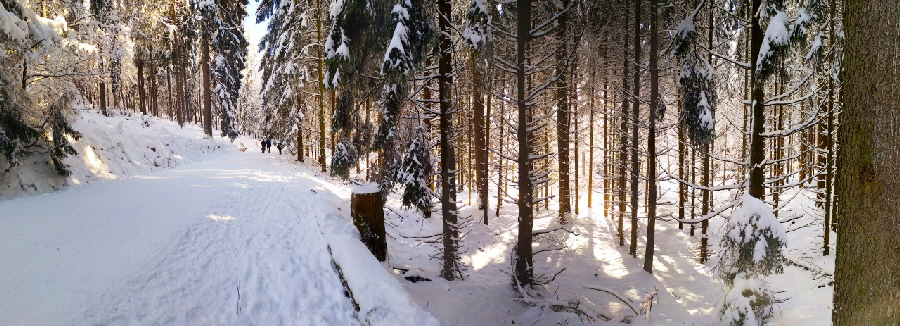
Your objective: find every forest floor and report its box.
[0,111,834,325]
[384,179,835,325]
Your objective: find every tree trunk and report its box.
[484,66,491,224]
[643,0,659,274]
[514,0,534,286]
[175,44,186,127]
[747,0,765,199]
[629,0,641,257]
[351,187,386,261]
[438,0,460,281]
[317,0,327,172]
[99,81,107,116]
[166,63,173,119]
[472,54,488,221]
[572,62,579,216]
[833,0,900,322]
[556,19,572,222]
[823,0,836,256]
[700,1,714,263]
[137,60,146,115]
[590,62,598,211]
[618,7,630,248]
[678,112,686,230]
[201,34,212,136]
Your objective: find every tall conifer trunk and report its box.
[472,55,488,222]
[201,34,212,136]
[438,0,460,281]
[556,0,571,223]
[629,0,641,257]
[514,0,534,286]
[316,0,326,172]
[643,0,659,273]
[137,60,146,115]
[834,0,900,322]
[618,6,630,248]
[747,0,765,198]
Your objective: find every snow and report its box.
[720,274,774,326]
[383,5,410,72]
[380,173,830,325]
[353,181,380,194]
[0,111,437,325]
[329,0,346,20]
[730,194,787,245]
[792,8,811,37]
[0,3,33,42]
[806,34,822,61]
[462,0,490,49]
[336,29,350,58]
[756,11,791,73]
[698,92,714,131]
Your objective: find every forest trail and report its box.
[0,151,362,325]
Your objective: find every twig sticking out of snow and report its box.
[585,287,638,315]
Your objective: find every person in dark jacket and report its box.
[261,139,266,153]
[266,140,272,153]
[276,142,284,155]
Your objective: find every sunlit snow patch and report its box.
[206,214,237,222]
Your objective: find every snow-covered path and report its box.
[0,151,409,325]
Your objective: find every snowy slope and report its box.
[1,109,232,199]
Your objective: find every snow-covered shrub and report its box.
[720,273,776,326]
[717,194,787,284]
[330,140,357,179]
[717,194,786,325]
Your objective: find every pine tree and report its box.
[258,0,315,151]
[209,0,248,140]
[324,0,393,179]
[373,0,433,151]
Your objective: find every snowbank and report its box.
[317,210,439,326]
[1,110,236,199]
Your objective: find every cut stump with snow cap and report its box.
[351,183,387,261]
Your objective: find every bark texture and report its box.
[438,0,460,281]
[833,0,900,323]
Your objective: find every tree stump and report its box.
[351,183,386,261]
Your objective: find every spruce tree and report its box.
[200,0,248,140]
[672,1,716,146]
[397,130,433,218]
[324,0,393,179]
[258,0,315,149]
